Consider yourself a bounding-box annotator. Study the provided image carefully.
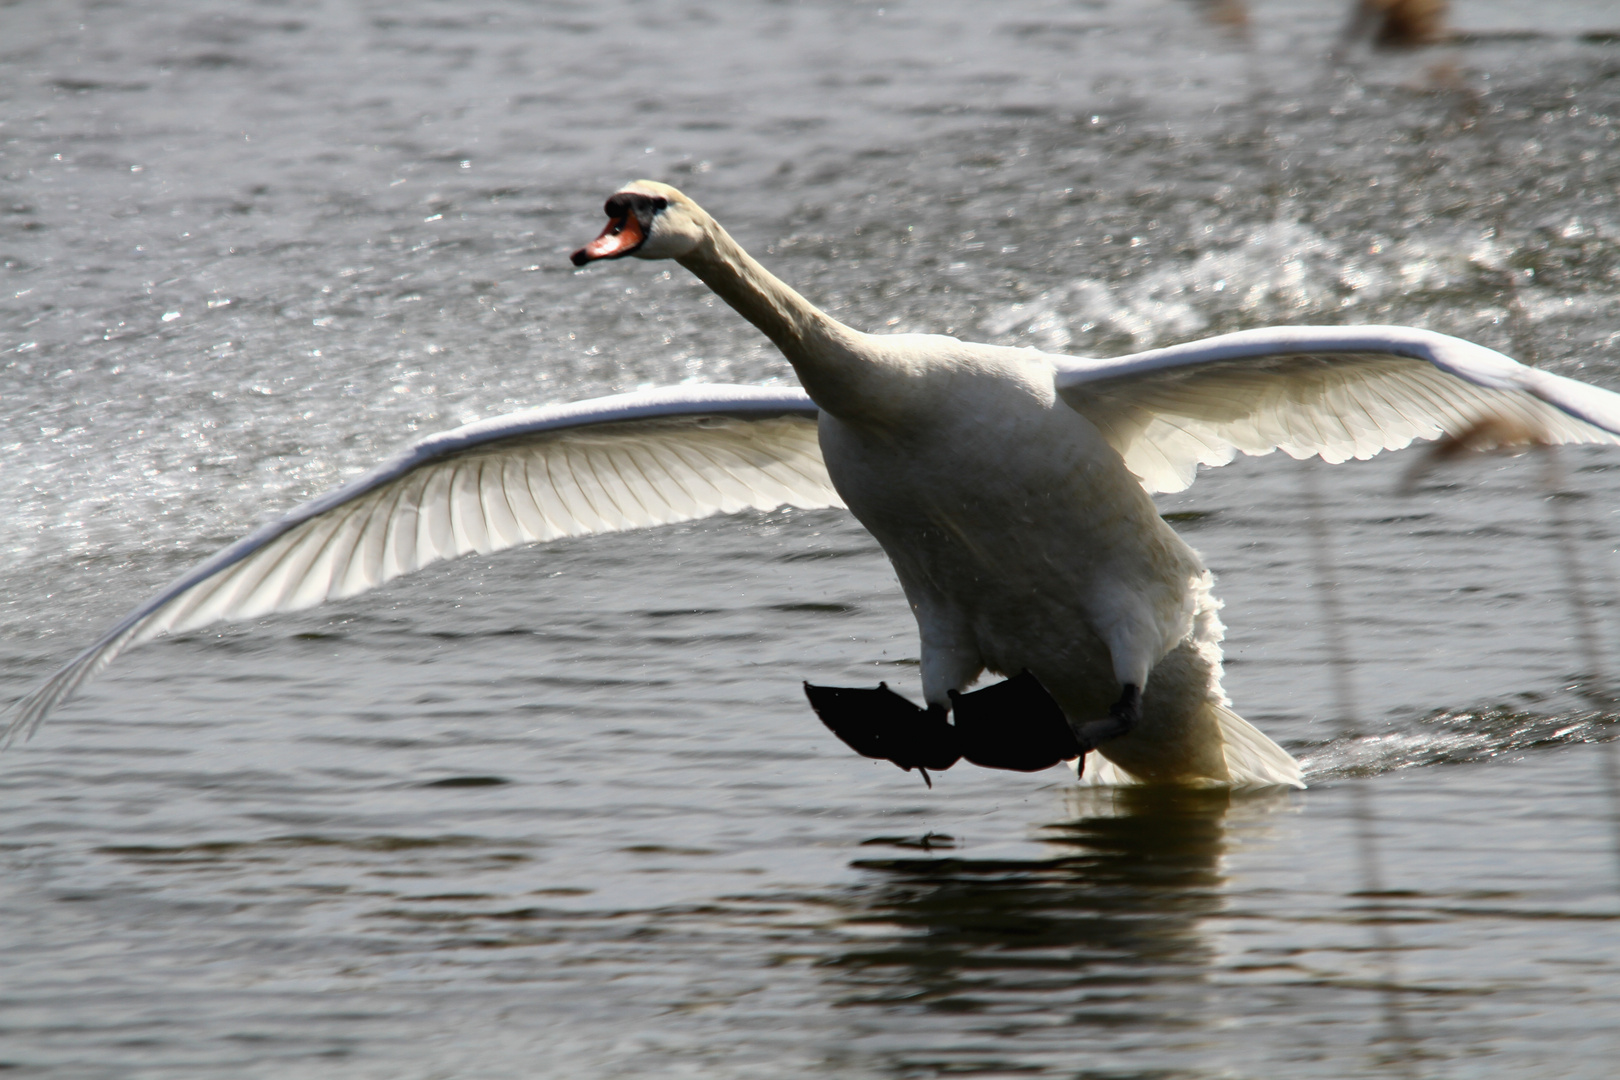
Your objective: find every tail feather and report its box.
[1073,703,1303,789]
[1211,704,1304,788]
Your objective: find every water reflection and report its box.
[822,788,1285,1074]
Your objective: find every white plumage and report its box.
[8,182,1620,792]
[4,387,837,739]
[1055,325,1619,493]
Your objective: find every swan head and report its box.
[570,180,707,266]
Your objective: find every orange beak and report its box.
[571,212,645,266]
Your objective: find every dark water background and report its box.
[4,1,1620,1076]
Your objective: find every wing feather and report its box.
[622,439,700,522]
[481,455,522,550]
[384,471,427,578]
[480,456,524,550]
[500,455,549,543]
[289,501,362,609]
[591,443,650,527]
[558,441,615,530]
[525,452,578,540]
[1053,325,1620,493]
[342,484,393,597]
[4,385,836,739]
[420,465,456,561]
[450,461,488,554]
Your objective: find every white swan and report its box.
[8,180,1620,790]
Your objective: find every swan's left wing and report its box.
[1051,325,1620,494]
[3,385,835,741]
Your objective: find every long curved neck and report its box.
[677,224,873,412]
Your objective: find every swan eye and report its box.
[603,193,667,222]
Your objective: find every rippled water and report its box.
[5,1,1620,1076]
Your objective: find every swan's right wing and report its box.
[4,385,837,740]
[1052,325,1620,493]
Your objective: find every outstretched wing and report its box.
[4,385,836,740]
[1052,325,1620,494]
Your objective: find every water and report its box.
[4,1,1620,1075]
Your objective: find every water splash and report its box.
[1298,704,1620,782]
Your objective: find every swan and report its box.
[8,180,1620,790]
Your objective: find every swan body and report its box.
[811,336,1230,783]
[10,181,1620,791]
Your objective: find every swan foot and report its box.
[803,681,960,786]
[1072,683,1142,753]
[946,671,1084,772]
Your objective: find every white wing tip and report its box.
[1,624,149,748]
[3,675,75,747]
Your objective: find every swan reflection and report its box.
[823,787,1295,1074]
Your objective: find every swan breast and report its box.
[817,342,1203,685]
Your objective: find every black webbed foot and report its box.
[1072,682,1142,753]
[804,681,961,786]
[947,671,1084,772]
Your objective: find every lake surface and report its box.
[4,1,1620,1076]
